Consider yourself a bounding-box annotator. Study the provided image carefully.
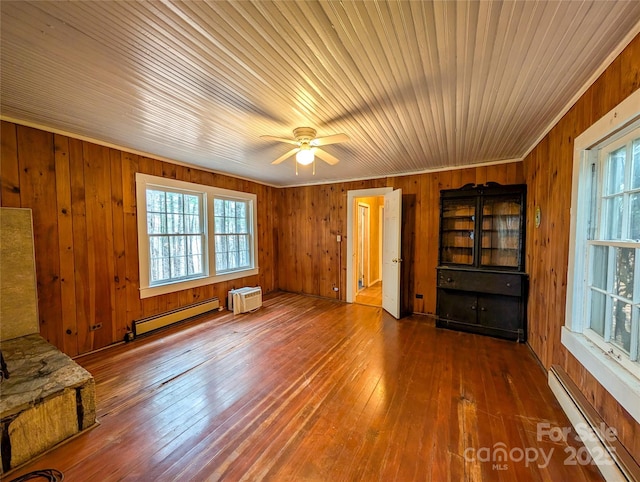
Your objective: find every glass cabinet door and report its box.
[480,194,522,268]
[440,197,476,265]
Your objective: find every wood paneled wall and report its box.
[523,34,640,460]
[2,32,637,461]
[275,163,524,314]
[0,123,277,356]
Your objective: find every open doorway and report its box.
[347,187,402,317]
[353,196,384,307]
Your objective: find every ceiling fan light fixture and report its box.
[296,145,314,165]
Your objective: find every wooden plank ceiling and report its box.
[1,1,639,187]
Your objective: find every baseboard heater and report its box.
[133,297,219,337]
[548,365,640,481]
[228,287,262,314]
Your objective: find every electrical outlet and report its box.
[90,323,103,331]
[336,234,342,242]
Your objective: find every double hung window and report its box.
[136,174,258,298]
[565,89,640,423]
[214,198,251,273]
[586,131,640,368]
[146,187,205,284]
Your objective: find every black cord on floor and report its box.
[9,469,64,482]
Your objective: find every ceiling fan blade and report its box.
[310,133,350,146]
[313,147,340,165]
[271,148,299,165]
[260,135,299,145]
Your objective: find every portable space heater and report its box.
[228,287,262,314]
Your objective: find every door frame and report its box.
[346,187,392,303]
[357,202,371,291]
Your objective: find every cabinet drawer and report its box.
[437,268,523,296]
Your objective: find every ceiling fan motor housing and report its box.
[293,127,317,143]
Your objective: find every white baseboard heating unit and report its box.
[548,365,640,481]
[134,297,219,336]
[228,287,262,314]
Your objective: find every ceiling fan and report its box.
[261,127,349,174]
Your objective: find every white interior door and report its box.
[382,189,402,318]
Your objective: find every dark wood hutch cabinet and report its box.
[436,183,528,341]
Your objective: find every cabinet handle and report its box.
[471,305,477,310]
[506,282,512,287]
[447,277,453,282]
[480,307,486,311]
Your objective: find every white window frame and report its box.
[565,88,640,424]
[145,185,207,286]
[136,173,258,298]
[212,196,253,275]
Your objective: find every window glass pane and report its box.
[215,235,226,253]
[170,236,186,257]
[239,250,248,267]
[604,196,623,240]
[150,257,170,283]
[150,236,170,259]
[215,253,227,271]
[171,256,187,278]
[237,202,246,218]
[611,299,632,353]
[606,147,625,195]
[239,235,248,251]
[225,217,235,233]
[184,215,200,234]
[147,213,166,234]
[614,248,635,301]
[632,139,640,189]
[228,251,238,270]
[226,200,236,217]
[167,214,184,234]
[589,290,606,336]
[214,216,224,233]
[184,194,199,215]
[631,194,640,240]
[237,217,247,233]
[166,192,183,213]
[188,255,202,275]
[147,190,165,212]
[591,245,608,290]
[214,199,224,216]
[187,235,202,256]
[228,235,237,252]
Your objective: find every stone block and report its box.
[0,334,96,473]
[8,389,78,468]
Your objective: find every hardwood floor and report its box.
[355,281,382,306]
[8,292,602,481]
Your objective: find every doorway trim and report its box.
[357,202,371,291]
[346,187,392,303]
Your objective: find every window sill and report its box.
[561,327,640,423]
[139,267,259,299]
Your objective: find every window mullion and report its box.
[621,142,632,239]
[604,245,616,342]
